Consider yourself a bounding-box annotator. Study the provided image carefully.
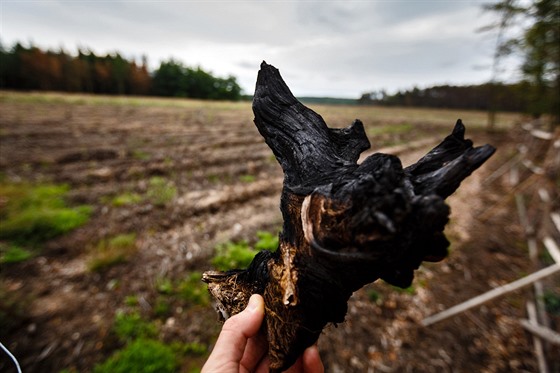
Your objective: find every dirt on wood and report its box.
[0,93,558,372]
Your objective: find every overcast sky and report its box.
[1,0,521,98]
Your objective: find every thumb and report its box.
[203,294,265,371]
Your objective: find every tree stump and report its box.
[203,62,496,372]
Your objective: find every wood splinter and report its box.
[203,62,496,372]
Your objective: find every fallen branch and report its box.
[203,62,495,371]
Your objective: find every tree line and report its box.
[358,83,535,112]
[0,43,242,100]
[362,0,558,125]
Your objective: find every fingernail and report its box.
[248,294,261,311]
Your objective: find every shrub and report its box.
[93,339,177,373]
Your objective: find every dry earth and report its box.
[0,93,557,372]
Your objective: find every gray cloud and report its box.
[1,0,514,97]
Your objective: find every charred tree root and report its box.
[203,62,496,372]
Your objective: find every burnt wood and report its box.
[203,62,495,372]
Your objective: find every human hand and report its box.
[202,294,324,373]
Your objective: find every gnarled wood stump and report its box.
[203,62,495,372]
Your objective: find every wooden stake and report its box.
[421,264,560,327]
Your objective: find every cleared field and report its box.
[0,91,539,372]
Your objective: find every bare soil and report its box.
[0,94,557,372]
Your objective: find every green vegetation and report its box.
[212,231,278,271]
[212,240,257,271]
[110,192,143,207]
[156,277,174,295]
[104,177,176,208]
[88,233,137,271]
[0,244,33,264]
[367,123,413,136]
[93,289,210,373]
[392,285,416,295]
[172,341,207,356]
[367,289,382,303]
[178,272,209,306]
[239,174,256,183]
[124,295,138,307]
[543,290,560,316]
[254,231,279,251]
[93,339,178,373]
[132,150,151,161]
[0,182,92,245]
[154,296,172,318]
[152,60,242,100]
[146,177,177,207]
[1,43,242,101]
[113,310,158,342]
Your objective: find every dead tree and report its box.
[203,62,496,372]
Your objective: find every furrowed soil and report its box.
[0,92,557,372]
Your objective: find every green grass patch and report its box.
[93,339,177,373]
[132,150,151,161]
[124,295,138,307]
[392,285,416,295]
[154,296,172,318]
[212,231,278,271]
[88,233,137,271]
[254,230,279,251]
[113,310,158,342]
[156,277,174,295]
[178,272,209,306]
[0,182,92,245]
[172,341,208,356]
[110,192,143,207]
[239,174,256,183]
[146,177,176,207]
[211,240,257,271]
[0,244,33,264]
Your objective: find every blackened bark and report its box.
[203,62,495,372]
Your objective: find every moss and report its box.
[211,240,257,271]
[93,339,177,373]
[113,310,158,342]
[0,182,92,245]
[212,231,278,271]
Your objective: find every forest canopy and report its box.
[0,43,242,101]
